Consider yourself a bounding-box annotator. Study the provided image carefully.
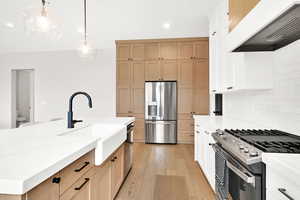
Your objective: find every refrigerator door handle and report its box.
[145,121,175,125]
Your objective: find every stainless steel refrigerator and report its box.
[145,81,177,144]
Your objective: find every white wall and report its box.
[0,48,116,129]
[224,40,300,135]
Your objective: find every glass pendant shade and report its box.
[23,1,62,40]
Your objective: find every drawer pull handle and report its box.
[75,178,90,191]
[278,188,295,200]
[74,162,90,172]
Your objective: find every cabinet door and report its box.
[27,175,60,200]
[194,41,209,59]
[178,88,193,114]
[111,145,124,199]
[132,88,144,114]
[117,61,131,88]
[91,160,111,200]
[161,60,178,81]
[117,44,131,61]
[193,60,209,89]
[145,61,161,81]
[229,0,260,32]
[178,60,194,88]
[160,42,178,60]
[145,43,160,60]
[134,118,145,141]
[131,44,145,61]
[117,88,132,114]
[131,61,145,88]
[178,42,194,60]
[193,89,209,115]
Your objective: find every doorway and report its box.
[11,69,35,128]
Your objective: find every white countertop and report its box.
[0,117,134,195]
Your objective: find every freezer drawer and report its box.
[145,121,177,144]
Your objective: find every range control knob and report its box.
[250,151,259,157]
[239,145,244,150]
[244,148,249,153]
[218,130,224,135]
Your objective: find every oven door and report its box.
[214,144,264,200]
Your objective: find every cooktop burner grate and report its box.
[224,129,300,153]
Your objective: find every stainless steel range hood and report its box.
[233,4,300,52]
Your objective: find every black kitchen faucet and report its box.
[68,92,93,128]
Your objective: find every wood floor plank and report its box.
[115,143,215,200]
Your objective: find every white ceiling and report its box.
[0,0,220,53]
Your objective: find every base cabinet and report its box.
[1,144,128,200]
[26,174,60,200]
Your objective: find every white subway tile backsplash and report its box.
[224,40,300,136]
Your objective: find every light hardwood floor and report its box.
[115,143,215,200]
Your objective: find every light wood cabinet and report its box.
[131,88,144,114]
[160,42,178,60]
[193,60,209,90]
[26,175,60,200]
[145,61,161,81]
[178,88,193,114]
[116,38,209,144]
[178,60,194,88]
[60,168,95,200]
[131,62,145,88]
[59,151,94,195]
[117,43,144,61]
[178,42,194,60]
[229,0,260,32]
[117,61,131,88]
[111,145,124,199]
[134,119,145,141]
[161,60,178,80]
[194,41,209,59]
[91,159,111,200]
[145,43,160,60]
[117,87,132,114]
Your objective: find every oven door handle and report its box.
[227,162,256,187]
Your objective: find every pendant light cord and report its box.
[84,0,87,42]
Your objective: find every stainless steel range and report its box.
[212,129,300,200]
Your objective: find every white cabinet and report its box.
[194,120,216,192]
[266,165,300,200]
[209,0,273,94]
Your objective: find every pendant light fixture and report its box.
[23,0,61,37]
[79,0,93,57]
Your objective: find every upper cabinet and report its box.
[160,42,178,60]
[145,43,160,60]
[228,0,260,32]
[117,43,145,61]
[209,0,273,94]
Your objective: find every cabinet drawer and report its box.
[60,167,95,200]
[60,151,94,195]
[266,166,300,200]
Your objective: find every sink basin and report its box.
[56,123,91,136]
[92,124,127,166]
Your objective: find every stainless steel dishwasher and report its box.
[124,122,134,177]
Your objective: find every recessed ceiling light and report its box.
[4,22,15,29]
[162,22,171,30]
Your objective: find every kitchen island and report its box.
[0,117,134,199]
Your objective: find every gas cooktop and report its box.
[225,129,300,153]
[212,129,300,165]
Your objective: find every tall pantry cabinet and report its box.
[116,38,209,144]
